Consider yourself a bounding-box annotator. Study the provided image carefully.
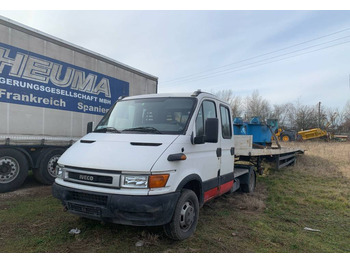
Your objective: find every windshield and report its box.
[95,97,197,134]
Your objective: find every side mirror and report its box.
[87,122,94,134]
[193,136,205,144]
[193,118,219,144]
[205,118,218,143]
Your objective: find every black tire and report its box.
[0,148,29,193]
[241,169,256,193]
[163,189,199,240]
[33,148,65,185]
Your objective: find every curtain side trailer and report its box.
[0,16,158,193]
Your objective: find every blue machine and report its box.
[233,117,278,146]
[233,117,246,135]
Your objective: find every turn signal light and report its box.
[149,174,169,188]
[167,153,187,161]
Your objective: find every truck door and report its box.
[194,100,221,202]
[218,104,235,194]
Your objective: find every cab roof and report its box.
[122,90,224,103]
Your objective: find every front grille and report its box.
[67,202,101,217]
[71,191,108,206]
[64,167,120,188]
[68,172,113,184]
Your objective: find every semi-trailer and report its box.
[0,16,158,193]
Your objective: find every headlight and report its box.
[120,174,170,189]
[55,166,64,179]
[121,175,148,188]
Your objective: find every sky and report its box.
[1,5,350,111]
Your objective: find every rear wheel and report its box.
[164,189,199,240]
[33,148,65,185]
[241,169,256,193]
[0,148,28,193]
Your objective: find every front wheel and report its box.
[164,189,199,240]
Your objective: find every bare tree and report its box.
[295,105,318,130]
[324,107,340,129]
[213,89,243,118]
[244,90,271,120]
[270,103,294,128]
[339,100,350,133]
[213,90,349,135]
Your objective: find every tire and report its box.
[0,148,29,193]
[281,134,290,142]
[33,148,65,185]
[241,169,256,193]
[163,189,199,240]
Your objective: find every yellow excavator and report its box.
[274,128,297,142]
[276,113,338,141]
[274,127,330,141]
[297,128,330,141]
[297,113,338,141]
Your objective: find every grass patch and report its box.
[0,141,349,252]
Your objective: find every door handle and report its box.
[216,148,222,157]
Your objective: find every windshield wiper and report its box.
[94,127,121,133]
[122,126,162,134]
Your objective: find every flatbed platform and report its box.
[236,146,304,157]
[234,135,304,173]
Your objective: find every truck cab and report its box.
[53,91,253,240]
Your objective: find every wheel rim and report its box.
[282,135,289,142]
[47,155,61,178]
[179,200,195,232]
[0,157,20,184]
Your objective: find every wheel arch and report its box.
[0,146,34,168]
[175,174,203,206]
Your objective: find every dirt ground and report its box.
[0,175,51,200]
[1,141,349,252]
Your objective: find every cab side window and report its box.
[195,100,217,137]
[220,105,232,139]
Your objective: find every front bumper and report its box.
[52,183,180,226]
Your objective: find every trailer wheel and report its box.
[241,169,256,193]
[0,148,29,193]
[33,148,65,185]
[163,189,199,240]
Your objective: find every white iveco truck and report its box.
[0,16,157,193]
[53,91,256,240]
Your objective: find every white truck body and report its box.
[53,91,254,240]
